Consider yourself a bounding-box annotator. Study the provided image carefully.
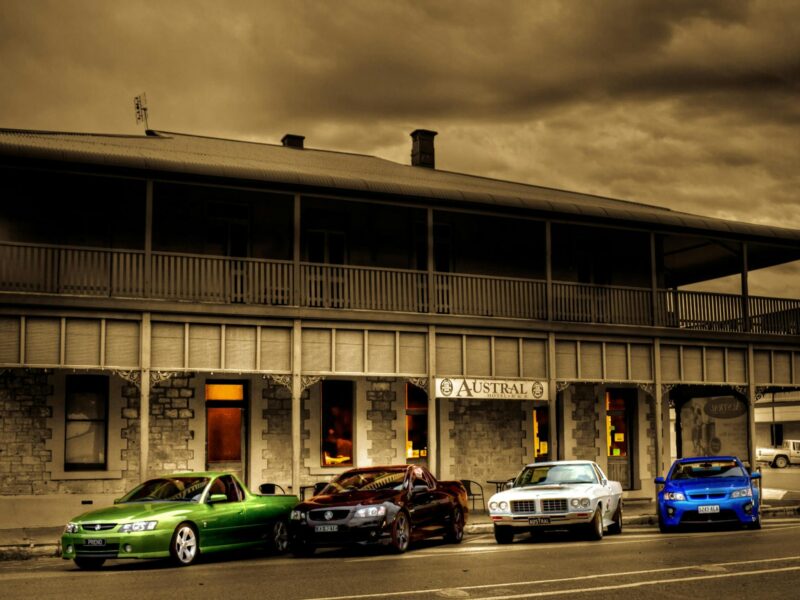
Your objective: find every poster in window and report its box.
[680,396,747,460]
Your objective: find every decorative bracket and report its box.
[556,381,571,393]
[113,370,142,390]
[637,383,655,397]
[407,377,428,391]
[301,375,323,392]
[267,374,293,392]
[266,374,324,393]
[152,371,180,387]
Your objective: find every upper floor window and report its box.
[65,375,108,471]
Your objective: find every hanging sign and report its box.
[435,378,548,401]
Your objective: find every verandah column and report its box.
[427,325,438,476]
[139,312,151,482]
[291,320,302,495]
[547,332,558,460]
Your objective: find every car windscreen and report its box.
[121,476,210,502]
[514,464,597,487]
[322,470,407,494]
[670,461,745,480]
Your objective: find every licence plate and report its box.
[529,517,550,525]
[314,525,338,533]
[698,505,720,514]
[85,538,106,546]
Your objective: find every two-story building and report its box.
[1,127,799,527]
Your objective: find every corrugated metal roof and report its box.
[1,127,799,244]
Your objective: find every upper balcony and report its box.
[2,241,799,336]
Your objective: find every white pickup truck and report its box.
[756,440,800,468]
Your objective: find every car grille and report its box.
[687,493,726,500]
[681,509,738,523]
[75,543,120,557]
[511,500,536,514]
[541,499,568,513]
[81,523,117,531]
[308,509,351,522]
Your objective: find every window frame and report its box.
[64,374,109,472]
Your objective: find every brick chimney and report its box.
[281,134,305,149]
[410,129,437,168]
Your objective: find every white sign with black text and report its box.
[435,378,549,401]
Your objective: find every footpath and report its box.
[2,493,798,561]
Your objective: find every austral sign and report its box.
[435,378,549,401]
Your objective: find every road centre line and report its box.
[466,566,800,600]
[345,523,800,562]
[305,555,800,600]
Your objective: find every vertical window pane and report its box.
[207,408,243,462]
[405,384,428,460]
[65,375,108,470]
[321,381,353,467]
[65,421,106,465]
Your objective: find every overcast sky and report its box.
[1,0,798,295]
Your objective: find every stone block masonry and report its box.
[261,380,292,487]
[148,374,196,477]
[571,384,599,460]
[366,377,399,465]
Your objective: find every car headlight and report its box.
[731,487,753,499]
[489,500,509,512]
[119,521,158,533]
[663,491,685,501]
[64,522,79,534]
[290,510,306,521]
[354,505,386,518]
[569,498,591,509]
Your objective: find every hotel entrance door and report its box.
[206,382,247,483]
[606,389,635,490]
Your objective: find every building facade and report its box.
[1,128,799,527]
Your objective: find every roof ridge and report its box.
[0,127,150,139]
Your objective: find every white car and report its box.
[488,460,623,543]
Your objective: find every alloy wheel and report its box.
[172,524,198,566]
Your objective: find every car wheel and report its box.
[607,501,623,535]
[73,557,106,570]
[774,455,789,469]
[493,524,514,544]
[290,537,316,557]
[444,506,464,544]
[657,512,672,534]
[170,522,199,566]
[587,507,603,541]
[271,519,290,554]
[390,510,411,553]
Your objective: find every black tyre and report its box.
[270,520,290,554]
[493,524,514,544]
[73,557,106,570]
[774,455,789,469]
[607,501,623,535]
[444,506,465,544]
[170,522,199,566]
[658,512,672,534]
[587,507,603,540]
[390,510,411,553]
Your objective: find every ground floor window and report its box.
[406,383,428,462]
[206,383,245,465]
[65,375,108,471]
[321,380,354,467]
[533,407,549,460]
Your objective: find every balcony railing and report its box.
[2,241,799,336]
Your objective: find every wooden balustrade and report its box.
[434,272,547,319]
[2,241,800,335]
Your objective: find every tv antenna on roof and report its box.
[134,93,150,130]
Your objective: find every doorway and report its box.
[606,389,636,490]
[206,382,247,483]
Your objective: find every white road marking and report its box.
[304,555,800,600]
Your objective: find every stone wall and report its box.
[148,374,195,477]
[260,380,293,487]
[449,399,528,491]
[366,377,399,464]
[571,384,599,460]
[0,369,51,495]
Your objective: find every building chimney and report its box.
[410,129,437,168]
[281,134,305,149]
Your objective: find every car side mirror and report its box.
[412,484,428,496]
[654,477,666,485]
[113,498,123,504]
[313,482,328,496]
[503,480,514,490]
[750,471,762,480]
[208,493,228,504]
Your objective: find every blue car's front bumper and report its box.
[658,496,759,528]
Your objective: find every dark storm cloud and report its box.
[0,0,798,294]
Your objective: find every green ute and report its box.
[61,472,297,569]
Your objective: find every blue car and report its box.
[655,456,761,532]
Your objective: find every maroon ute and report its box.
[288,465,468,555]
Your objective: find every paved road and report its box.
[2,520,800,599]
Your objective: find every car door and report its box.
[407,468,437,534]
[202,475,248,548]
[592,463,614,520]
